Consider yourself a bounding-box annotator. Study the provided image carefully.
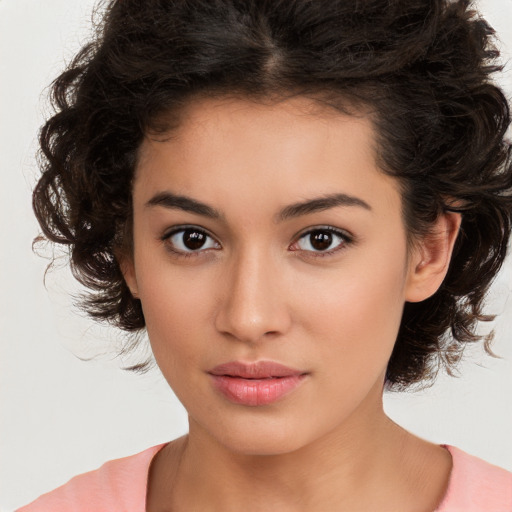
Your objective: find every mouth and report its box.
[208,360,306,379]
[208,360,309,406]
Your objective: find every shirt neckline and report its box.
[143,442,457,511]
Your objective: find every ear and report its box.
[116,252,140,299]
[405,211,462,303]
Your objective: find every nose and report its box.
[214,248,292,343]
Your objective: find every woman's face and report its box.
[125,96,424,454]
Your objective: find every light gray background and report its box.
[1,0,511,510]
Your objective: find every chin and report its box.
[194,410,330,457]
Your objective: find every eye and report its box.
[163,227,221,254]
[290,227,351,254]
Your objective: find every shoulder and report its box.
[17,444,167,512]
[437,445,512,511]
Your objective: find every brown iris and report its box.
[182,229,207,250]
[309,231,333,251]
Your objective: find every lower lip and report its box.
[209,374,307,406]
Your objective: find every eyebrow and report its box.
[145,191,372,220]
[278,193,372,221]
[146,192,222,219]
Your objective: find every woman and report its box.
[17,0,512,510]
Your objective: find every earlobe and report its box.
[116,252,140,298]
[405,211,462,303]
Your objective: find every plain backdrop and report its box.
[1,0,511,510]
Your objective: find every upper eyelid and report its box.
[161,224,218,240]
[294,225,354,241]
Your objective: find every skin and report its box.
[121,96,461,511]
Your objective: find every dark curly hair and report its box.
[34,0,512,389]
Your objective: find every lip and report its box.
[208,361,308,406]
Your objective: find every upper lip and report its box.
[208,361,306,379]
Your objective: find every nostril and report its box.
[214,284,292,343]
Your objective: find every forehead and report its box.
[143,95,370,156]
[135,96,401,217]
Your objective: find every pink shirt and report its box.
[18,444,512,511]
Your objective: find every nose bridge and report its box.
[215,243,290,343]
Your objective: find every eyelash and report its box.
[290,226,354,258]
[160,225,354,259]
[161,225,221,258]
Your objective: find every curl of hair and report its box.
[34,0,512,387]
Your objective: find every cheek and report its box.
[295,252,407,381]
[136,261,218,368]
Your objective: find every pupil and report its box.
[183,230,206,250]
[311,231,332,251]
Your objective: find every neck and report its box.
[147,383,450,512]
[182,410,398,511]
